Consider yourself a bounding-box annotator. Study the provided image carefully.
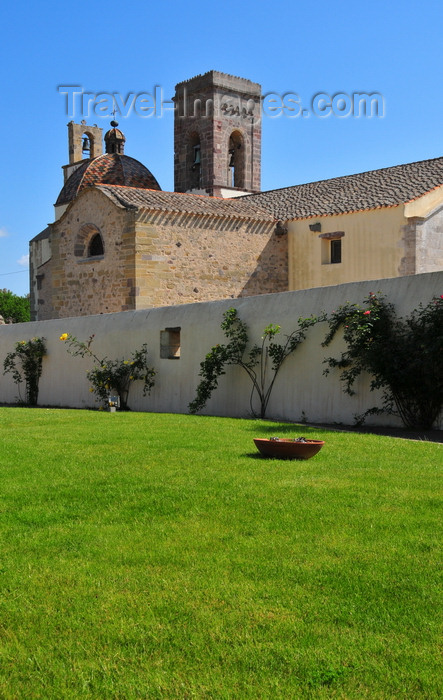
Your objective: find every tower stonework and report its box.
[174,71,262,197]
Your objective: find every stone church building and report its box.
[30,71,443,320]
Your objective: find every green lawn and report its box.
[0,408,441,699]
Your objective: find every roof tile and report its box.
[97,185,275,221]
[240,156,443,219]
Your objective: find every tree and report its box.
[0,289,30,323]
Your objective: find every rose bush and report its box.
[322,293,443,429]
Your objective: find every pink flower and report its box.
[363,311,371,315]
[440,294,443,299]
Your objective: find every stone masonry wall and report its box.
[174,72,261,195]
[46,189,136,319]
[399,218,417,276]
[399,205,443,276]
[33,189,287,319]
[33,257,54,321]
[415,204,443,273]
[134,211,287,309]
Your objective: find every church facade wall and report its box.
[35,190,137,319]
[32,190,288,319]
[1,272,441,429]
[287,206,409,291]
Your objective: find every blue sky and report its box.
[1,0,443,297]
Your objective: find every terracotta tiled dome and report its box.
[55,153,161,206]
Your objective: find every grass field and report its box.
[0,408,441,699]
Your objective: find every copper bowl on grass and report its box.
[253,437,325,460]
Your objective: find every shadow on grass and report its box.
[243,452,313,461]
[244,418,443,443]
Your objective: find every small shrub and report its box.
[61,333,155,410]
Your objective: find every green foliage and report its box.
[3,337,46,405]
[0,288,30,323]
[189,307,322,418]
[61,333,155,410]
[323,292,443,429]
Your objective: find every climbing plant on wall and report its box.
[189,307,322,419]
[322,292,443,429]
[3,337,46,406]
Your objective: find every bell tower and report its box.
[174,71,262,197]
[63,120,103,183]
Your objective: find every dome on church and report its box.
[55,153,161,206]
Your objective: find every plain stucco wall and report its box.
[288,206,408,290]
[0,272,442,428]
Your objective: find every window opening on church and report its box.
[228,149,235,187]
[319,231,344,264]
[330,239,342,264]
[160,328,181,359]
[193,144,201,167]
[88,233,104,257]
[227,131,245,188]
[104,121,126,155]
[189,133,202,190]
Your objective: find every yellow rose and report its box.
[59,333,69,341]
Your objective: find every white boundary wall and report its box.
[1,272,442,427]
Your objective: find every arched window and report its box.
[74,224,104,259]
[88,233,104,257]
[227,131,245,188]
[188,131,202,190]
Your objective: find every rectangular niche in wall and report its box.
[160,327,181,359]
